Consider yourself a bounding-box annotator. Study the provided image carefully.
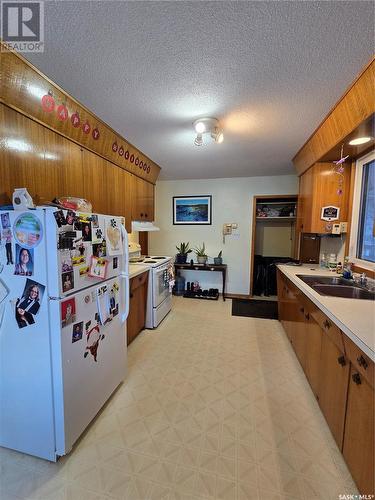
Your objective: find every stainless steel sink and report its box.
[312,284,374,300]
[296,275,375,300]
[297,275,356,287]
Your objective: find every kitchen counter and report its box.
[277,264,375,361]
[129,264,150,279]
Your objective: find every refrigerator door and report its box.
[45,210,125,298]
[50,276,127,455]
[0,209,57,460]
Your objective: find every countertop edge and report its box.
[277,265,375,362]
[129,266,151,279]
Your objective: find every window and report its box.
[349,151,375,269]
[357,160,374,262]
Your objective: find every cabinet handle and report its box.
[145,213,148,217]
[140,213,144,217]
[337,355,346,367]
[323,319,331,329]
[352,372,361,385]
[130,292,134,298]
[357,355,368,369]
[304,313,310,320]
[300,307,304,313]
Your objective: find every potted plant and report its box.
[194,243,208,265]
[214,250,223,265]
[175,242,192,264]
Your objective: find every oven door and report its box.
[153,265,171,308]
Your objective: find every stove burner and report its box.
[152,257,167,259]
[144,260,157,263]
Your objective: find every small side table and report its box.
[174,263,227,301]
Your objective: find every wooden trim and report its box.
[345,161,356,257]
[0,43,161,184]
[249,196,257,296]
[225,293,250,300]
[293,58,375,175]
[351,265,375,280]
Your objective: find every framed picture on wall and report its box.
[173,195,212,225]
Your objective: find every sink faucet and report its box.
[359,273,367,286]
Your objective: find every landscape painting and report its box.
[173,196,212,225]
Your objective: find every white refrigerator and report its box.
[0,207,129,461]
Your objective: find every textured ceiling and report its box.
[25,1,374,180]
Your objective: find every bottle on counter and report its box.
[336,262,343,274]
[328,253,337,271]
[342,257,352,279]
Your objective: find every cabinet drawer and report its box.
[343,336,374,389]
[310,308,345,353]
[130,271,148,292]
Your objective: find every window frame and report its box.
[349,150,375,271]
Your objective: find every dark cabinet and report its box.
[127,271,149,345]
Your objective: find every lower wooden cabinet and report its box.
[277,269,375,495]
[127,271,149,345]
[343,369,375,495]
[317,332,349,448]
[304,312,323,397]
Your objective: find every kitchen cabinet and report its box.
[297,162,350,234]
[277,268,375,495]
[317,331,349,448]
[127,271,149,345]
[132,176,154,221]
[343,367,375,495]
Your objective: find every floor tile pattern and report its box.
[0,298,358,499]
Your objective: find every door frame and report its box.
[249,194,298,297]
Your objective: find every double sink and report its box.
[297,275,375,300]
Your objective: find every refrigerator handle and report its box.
[121,274,130,323]
[121,224,129,273]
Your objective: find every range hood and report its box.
[131,221,160,232]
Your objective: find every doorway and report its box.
[249,195,298,297]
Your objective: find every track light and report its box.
[192,118,224,146]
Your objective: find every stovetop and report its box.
[129,255,172,268]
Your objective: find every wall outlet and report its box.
[340,222,348,233]
[332,223,341,235]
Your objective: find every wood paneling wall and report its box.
[292,58,375,175]
[0,44,161,184]
[0,103,149,232]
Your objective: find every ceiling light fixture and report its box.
[348,136,373,146]
[194,133,203,146]
[192,118,224,147]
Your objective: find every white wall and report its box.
[149,175,298,295]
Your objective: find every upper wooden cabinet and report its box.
[132,176,155,222]
[297,162,350,234]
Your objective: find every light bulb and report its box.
[194,134,203,146]
[348,136,373,146]
[216,131,224,144]
[195,121,206,134]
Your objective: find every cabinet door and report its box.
[343,368,375,496]
[81,150,108,214]
[304,313,323,397]
[105,163,133,232]
[277,270,288,334]
[298,167,314,233]
[292,300,308,371]
[132,177,154,221]
[127,272,149,345]
[317,333,349,448]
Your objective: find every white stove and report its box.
[128,243,172,328]
[129,255,171,268]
